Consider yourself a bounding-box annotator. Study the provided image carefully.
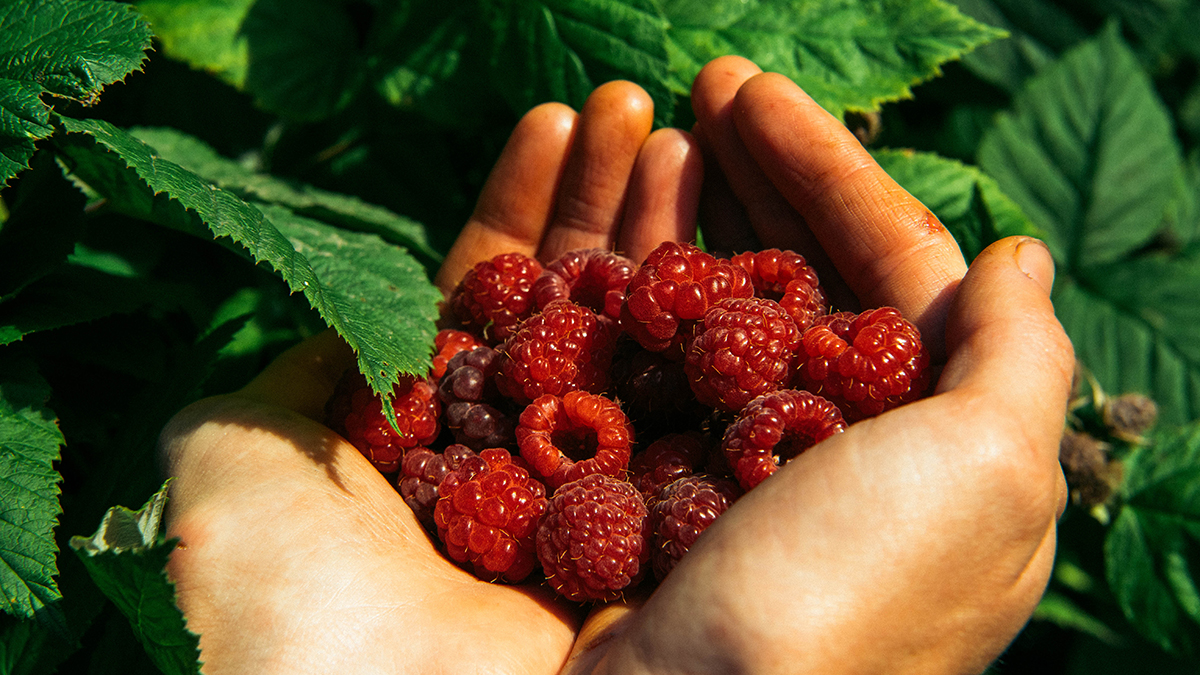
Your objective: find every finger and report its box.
[560,591,648,675]
[692,124,758,254]
[434,102,578,293]
[618,128,705,264]
[690,56,853,311]
[938,236,1075,461]
[234,328,358,421]
[539,80,655,261]
[730,71,968,343]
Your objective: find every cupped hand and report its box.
[160,80,703,674]
[160,56,1076,675]
[566,57,1075,675]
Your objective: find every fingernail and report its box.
[1015,238,1055,295]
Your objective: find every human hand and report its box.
[562,57,1075,675]
[159,80,702,674]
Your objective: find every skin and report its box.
[160,57,1074,674]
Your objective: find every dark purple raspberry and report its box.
[730,248,827,331]
[793,307,930,422]
[450,252,543,343]
[495,299,618,405]
[433,448,548,583]
[620,241,754,360]
[628,432,711,503]
[438,346,517,450]
[533,248,636,321]
[649,475,742,580]
[722,389,847,490]
[684,296,802,413]
[611,340,708,434]
[537,473,649,602]
[398,444,478,530]
[327,370,441,474]
[516,391,633,490]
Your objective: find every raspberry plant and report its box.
[1,0,1199,672]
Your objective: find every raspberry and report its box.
[516,391,634,490]
[495,299,618,405]
[628,432,711,502]
[449,252,543,343]
[620,241,754,360]
[731,248,827,330]
[398,444,478,530]
[684,296,801,413]
[327,370,441,474]
[721,389,847,490]
[793,308,930,422]
[433,448,548,583]
[611,340,708,435]
[533,248,636,321]
[438,346,517,450]
[537,473,649,602]
[431,329,484,379]
[649,475,742,581]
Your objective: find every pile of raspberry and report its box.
[326,243,931,603]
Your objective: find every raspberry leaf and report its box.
[945,0,1086,93]
[978,25,1181,268]
[124,126,442,271]
[69,483,202,675]
[1106,421,1200,656]
[52,117,441,411]
[978,27,1200,426]
[0,0,153,186]
[662,0,1005,119]
[872,148,1044,262]
[482,0,674,125]
[0,358,64,621]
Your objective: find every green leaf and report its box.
[133,0,253,88]
[69,483,202,675]
[977,25,1182,268]
[0,0,153,185]
[53,116,441,404]
[662,0,1005,119]
[1094,0,1200,61]
[977,28,1200,426]
[0,151,86,302]
[484,0,674,124]
[371,2,497,127]
[1106,421,1200,656]
[945,0,1086,92]
[0,357,64,620]
[1033,590,1122,644]
[872,148,1043,262]
[125,126,442,269]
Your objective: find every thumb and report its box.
[939,236,1075,469]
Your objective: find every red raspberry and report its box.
[649,475,742,581]
[684,296,801,412]
[327,370,441,474]
[537,473,649,602]
[793,307,930,422]
[398,444,478,530]
[620,241,753,360]
[449,252,543,343]
[495,300,618,405]
[431,329,484,379]
[533,248,636,321]
[516,391,633,490]
[730,248,827,330]
[433,448,548,583]
[628,432,711,502]
[722,389,847,490]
